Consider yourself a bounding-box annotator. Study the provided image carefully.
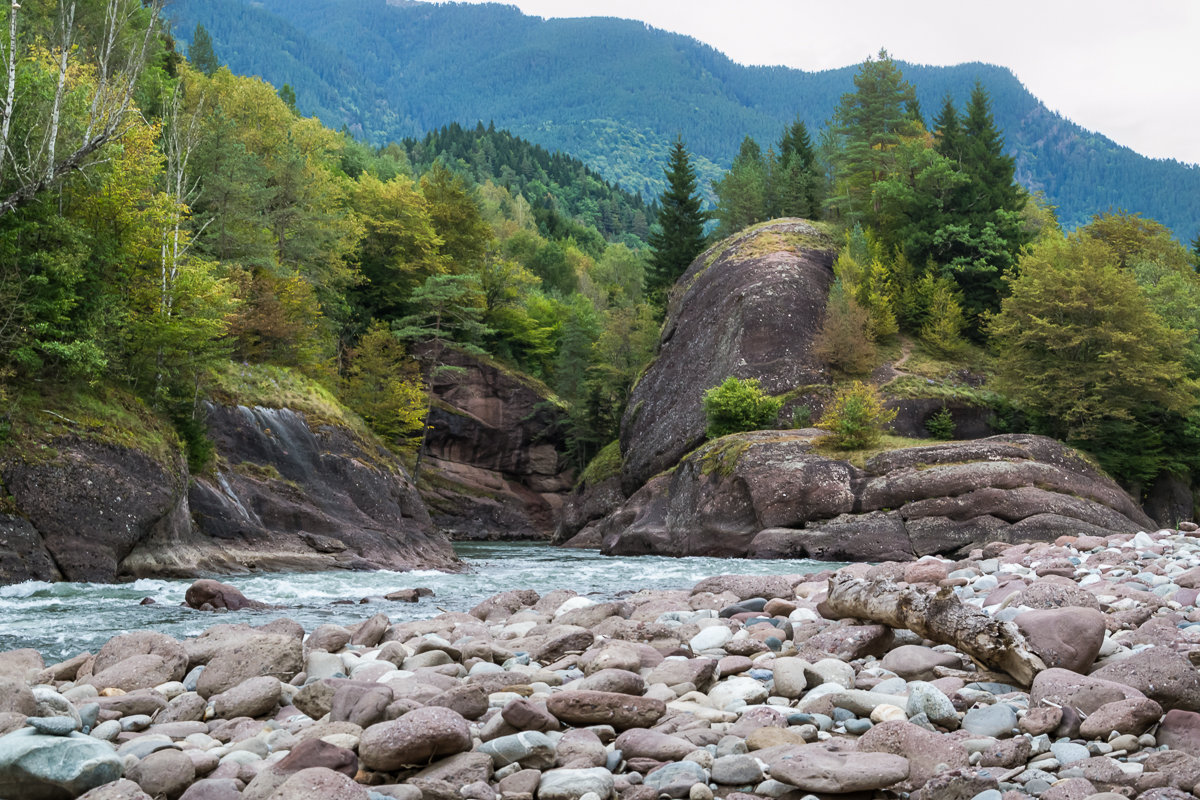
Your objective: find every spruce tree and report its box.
[962,82,1025,214]
[647,137,706,298]
[776,119,820,218]
[933,95,964,166]
[713,136,768,236]
[188,24,220,77]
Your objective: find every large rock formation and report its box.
[619,219,837,494]
[599,431,1155,561]
[0,401,458,584]
[418,347,573,539]
[155,403,457,576]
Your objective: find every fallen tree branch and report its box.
[824,573,1046,686]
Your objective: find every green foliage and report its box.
[341,322,427,451]
[577,439,622,487]
[818,380,898,450]
[702,377,782,439]
[187,23,220,76]
[990,235,1198,483]
[647,137,706,299]
[167,0,1200,238]
[925,407,956,440]
[813,280,878,376]
[827,49,925,226]
[713,136,768,237]
[790,404,813,429]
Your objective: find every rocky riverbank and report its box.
[5,528,1200,800]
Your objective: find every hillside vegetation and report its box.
[167,0,1200,237]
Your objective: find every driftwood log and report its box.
[823,573,1046,686]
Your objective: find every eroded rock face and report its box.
[618,219,836,495]
[1,440,190,582]
[0,401,457,584]
[599,431,1154,560]
[136,403,458,577]
[418,347,573,540]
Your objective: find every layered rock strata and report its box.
[599,432,1153,561]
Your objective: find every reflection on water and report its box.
[0,542,840,661]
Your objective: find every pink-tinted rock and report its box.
[857,719,969,791]
[767,741,910,793]
[265,767,369,800]
[799,624,894,661]
[1078,697,1163,739]
[1014,607,1106,672]
[1012,580,1100,611]
[185,579,267,611]
[359,707,472,770]
[613,729,696,761]
[126,748,196,800]
[1157,709,1200,756]
[1090,648,1200,712]
[880,645,963,681]
[1030,668,1145,715]
[546,690,665,730]
[904,559,950,585]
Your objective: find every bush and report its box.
[813,280,878,376]
[791,404,813,428]
[818,380,897,449]
[925,406,955,440]
[703,377,782,438]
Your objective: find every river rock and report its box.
[858,719,969,790]
[194,634,302,698]
[614,728,697,761]
[643,760,709,798]
[961,704,1018,738]
[767,742,910,792]
[126,747,196,800]
[880,645,962,681]
[1078,697,1164,739]
[538,766,615,800]
[1157,710,1200,756]
[0,729,123,799]
[1090,648,1200,712]
[209,676,281,719]
[1014,607,1106,672]
[264,766,369,800]
[708,676,769,709]
[478,730,557,770]
[546,690,665,730]
[358,707,471,770]
[1030,668,1146,714]
[184,579,266,611]
[0,676,35,716]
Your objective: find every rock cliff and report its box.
[598,431,1155,561]
[566,218,1162,558]
[619,220,837,494]
[0,394,458,584]
[418,347,573,539]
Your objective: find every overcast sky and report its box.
[420,0,1200,167]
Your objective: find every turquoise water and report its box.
[0,543,840,662]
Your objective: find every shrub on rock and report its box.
[819,381,897,449]
[702,377,782,438]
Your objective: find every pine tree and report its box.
[828,49,924,225]
[713,135,768,236]
[647,136,706,299]
[775,118,820,218]
[933,95,964,166]
[962,82,1025,215]
[188,24,220,77]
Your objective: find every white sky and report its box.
[418,0,1200,167]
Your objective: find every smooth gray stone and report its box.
[961,704,1018,738]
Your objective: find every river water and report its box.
[0,543,840,662]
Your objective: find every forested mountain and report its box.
[403,122,655,246]
[167,0,1200,237]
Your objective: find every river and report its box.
[0,543,841,661]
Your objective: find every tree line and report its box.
[652,50,1200,497]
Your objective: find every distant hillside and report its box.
[404,122,655,245]
[168,0,1200,237]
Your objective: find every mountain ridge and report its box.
[167,0,1200,236]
